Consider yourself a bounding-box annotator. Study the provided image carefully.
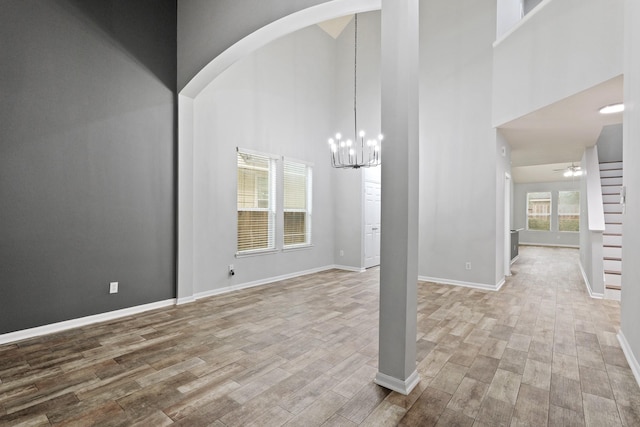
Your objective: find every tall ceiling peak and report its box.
[317,15,353,39]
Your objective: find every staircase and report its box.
[600,161,623,300]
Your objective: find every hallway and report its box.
[407,246,635,426]
[0,247,638,426]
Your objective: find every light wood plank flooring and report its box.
[1,246,639,426]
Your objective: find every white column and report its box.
[374,0,420,395]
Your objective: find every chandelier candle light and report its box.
[328,14,382,169]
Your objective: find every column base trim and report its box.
[374,370,420,395]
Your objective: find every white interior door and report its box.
[364,182,381,268]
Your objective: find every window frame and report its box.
[236,148,278,256]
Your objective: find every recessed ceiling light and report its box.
[599,103,624,114]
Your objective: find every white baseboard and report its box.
[0,299,176,345]
[418,275,504,292]
[618,331,640,388]
[332,265,367,273]
[510,255,519,265]
[176,296,196,305]
[375,370,420,395]
[193,265,344,301]
[519,242,580,249]
[0,264,364,345]
[578,261,604,299]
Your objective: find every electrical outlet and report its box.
[109,282,118,294]
[228,264,235,276]
[465,262,471,270]
[340,249,344,256]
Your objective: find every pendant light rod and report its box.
[353,14,358,141]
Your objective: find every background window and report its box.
[283,160,312,247]
[527,192,551,231]
[237,150,276,253]
[558,191,580,232]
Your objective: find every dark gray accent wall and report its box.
[0,0,177,334]
[177,0,331,91]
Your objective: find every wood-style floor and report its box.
[1,246,639,426]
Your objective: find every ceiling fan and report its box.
[553,163,582,178]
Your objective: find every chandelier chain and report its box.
[353,14,358,141]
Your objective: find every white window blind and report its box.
[283,160,312,247]
[237,150,276,253]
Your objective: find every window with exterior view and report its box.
[283,160,312,247]
[237,150,275,253]
[527,192,551,231]
[558,191,580,232]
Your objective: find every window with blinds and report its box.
[558,191,580,232]
[283,160,312,247]
[526,192,551,231]
[237,150,276,253]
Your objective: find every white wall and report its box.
[191,24,336,294]
[620,0,640,385]
[513,180,581,247]
[496,0,522,39]
[419,0,502,288]
[493,0,624,126]
[597,124,623,162]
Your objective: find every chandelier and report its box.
[328,14,382,169]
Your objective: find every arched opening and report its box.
[177,0,381,302]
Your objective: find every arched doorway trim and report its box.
[179,0,381,99]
